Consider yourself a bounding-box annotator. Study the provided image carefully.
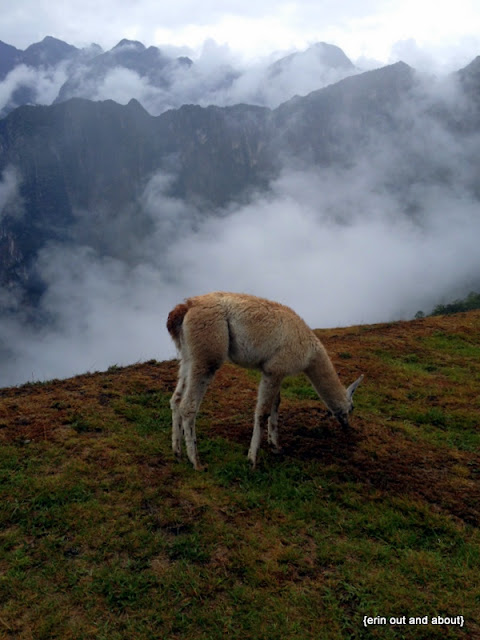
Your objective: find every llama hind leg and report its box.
[176,306,228,469]
[179,367,217,470]
[267,391,281,453]
[248,375,282,469]
[170,360,187,457]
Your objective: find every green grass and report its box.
[1,424,478,639]
[281,374,319,400]
[1,315,480,639]
[422,332,480,359]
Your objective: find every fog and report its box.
[1,36,477,119]
[2,153,480,387]
[0,63,68,115]
[0,167,23,221]
[1,48,480,387]
[148,40,359,112]
[0,39,359,116]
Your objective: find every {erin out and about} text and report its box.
[363,615,464,627]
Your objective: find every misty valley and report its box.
[1,36,480,386]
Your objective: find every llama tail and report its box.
[167,302,190,348]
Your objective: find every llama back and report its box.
[216,292,319,372]
[167,292,320,373]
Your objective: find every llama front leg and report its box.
[267,391,281,453]
[248,374,282,469]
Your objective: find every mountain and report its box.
[0,37,101,117]
[54,39,193,104]
[268,41,355,78]
[0,96,270,299]
[272,61,415,164]
[1,56,480,331]
[20,36,80,68]
[51,39,358,113]
[455,55,480,130]
[457,54,480,93]
[0,40,22,79]
[234,42,358,108]
[0,37,358,117]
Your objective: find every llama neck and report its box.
[305,342,348,414]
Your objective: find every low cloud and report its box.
[0,166,23,221]
[390,37,480,74]
[1,65,480,387]
[90,67,163,109]
[0,39,360,117]
[160,40,358,112]
[0,63,67,114]
[2,155,480,387]
[164,166,480,324]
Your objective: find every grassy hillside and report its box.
[1,311,479,639]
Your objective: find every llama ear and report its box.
[346,374,364,400]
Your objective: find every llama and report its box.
[167,292,363,470]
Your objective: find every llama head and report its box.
[333,374,364,428]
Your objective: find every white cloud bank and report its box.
[0,64,67,113]
[1,158,479,387]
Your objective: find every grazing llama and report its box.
[167,292,363,470]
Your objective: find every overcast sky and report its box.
[2,0,480,71]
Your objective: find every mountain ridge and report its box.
[1,55,480,300]
[0,36,358,116]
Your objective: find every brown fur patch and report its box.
[166,302,190,340]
